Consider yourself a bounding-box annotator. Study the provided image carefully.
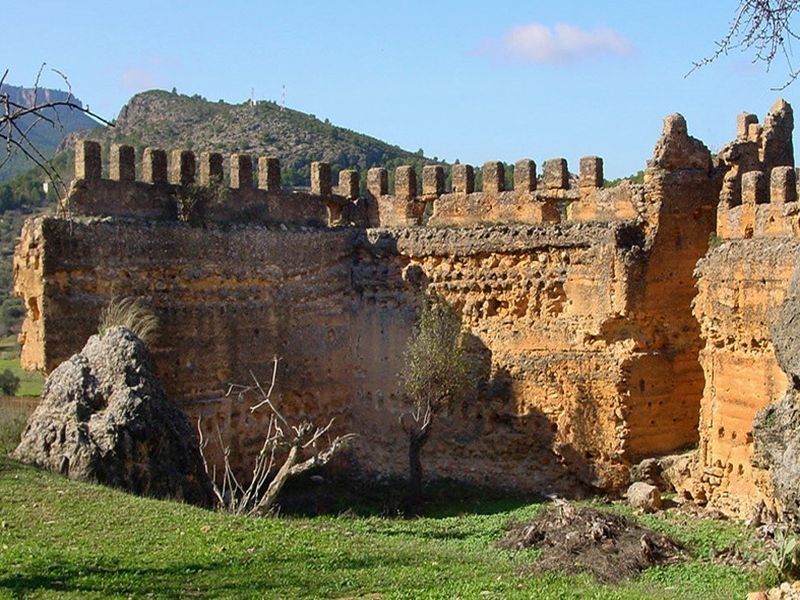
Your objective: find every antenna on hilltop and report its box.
[249,87,255,108]
[281,84,286,112]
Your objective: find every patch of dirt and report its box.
[496,502,684,583]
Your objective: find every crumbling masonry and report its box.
[13,100,796,508]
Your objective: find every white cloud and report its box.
[482,22,635,65]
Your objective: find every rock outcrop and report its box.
[13,327,214,508]
[752,268,800,526]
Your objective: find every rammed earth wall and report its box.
[693,100,797,515]
[15,109,730,496]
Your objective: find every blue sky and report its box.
[6,1,797,179]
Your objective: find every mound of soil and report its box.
[497,502,684,583]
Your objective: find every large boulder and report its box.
[752,393,800,526]
[753,268,800,526]
[13,327,214,508]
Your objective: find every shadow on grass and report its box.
[0,550,426,599]
[0,562,228,599]
[277,473,546,520]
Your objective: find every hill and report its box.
[83,89,433,186]
[0,83,99,183]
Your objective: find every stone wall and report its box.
[14,113,721,495]
[693,99,797,514]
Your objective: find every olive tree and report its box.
[400,298,472,502]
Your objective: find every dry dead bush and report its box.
[199,357,356,516]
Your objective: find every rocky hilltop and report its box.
[83,90,431,184]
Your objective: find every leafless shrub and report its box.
[198,357,357,516]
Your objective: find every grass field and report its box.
[0,334,43,397]
[0,454,775,599]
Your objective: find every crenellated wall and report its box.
[14,112,722,496]
[367,155,642,227]
[693,99,798,514]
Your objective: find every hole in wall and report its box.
[27,297,40,321]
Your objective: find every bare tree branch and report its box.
[0,65,113,201]
[690,0,800,89]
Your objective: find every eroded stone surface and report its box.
[750,263,800,526]
[692,100,800,517]
[12,109,724,497]
[13,327,214,507]
[626,481,662,513]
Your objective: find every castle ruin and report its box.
[12,100,797,512]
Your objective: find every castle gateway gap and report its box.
[13,100,797,513]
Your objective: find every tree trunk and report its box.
[407,421,431,506]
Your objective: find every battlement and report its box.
[716,99,797,240]
[68,141,361,227]
[367,155,642,227]
[717,166,800,239]
[65,142,645,229]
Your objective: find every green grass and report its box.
[0,403,28,455]
[0,455,775,599]
[0,335,44,397]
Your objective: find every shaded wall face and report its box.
[15,219,362,471]
[618,169,721,459]
[348,225,640,492]
[693,239,799,509]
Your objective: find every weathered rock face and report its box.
[13,327,214,507]
[770,268,800,382]
[752,393,800,526]
[751,268,800,526]
[693,240,797,511]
